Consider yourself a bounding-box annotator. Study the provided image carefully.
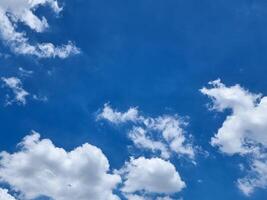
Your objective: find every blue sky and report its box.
[0,0,267,200]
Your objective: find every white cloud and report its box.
[146,116,194,158]
[0,131,121,200]
[18,67,33,77]
[119,157,185,195]
[0,0,80,58]
[128,127,170,159]
[0,0,61,32]
[1,76,49,105]
[201,79,267,195]
[1,77,29,105]
[0,188,16,200]
[237,158,267,196]
[97,103,140,124]
[200,79,267,154]
[125,194,173,200]
[125,194,146,200]
[98,104,195,159]
[156,197,173,200]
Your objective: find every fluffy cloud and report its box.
[98,103,140,124]
[125,194,146,200]
[125,194,173,200]
[0,132,121,200]
[200,79,265,155]
[119,157,185,195]
[201,79,267,195]
[1,77,29,105]
[0,188,16,200]
[98,104,195,159]
[0,0,79,58]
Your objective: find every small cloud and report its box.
[118,157,185,197]
[18,67,33,77]
[32,94,48,102]
[1,76,48,106]
[1,76,29,105]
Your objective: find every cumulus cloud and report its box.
[125,194,173,200]
[0,0,80,58]
[98,104,195,159]
[118,157,185,196]
[0,188,16,200]
[0,131,121,200]
[201,79,267,195]
[1,77,29,105]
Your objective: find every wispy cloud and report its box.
[1,76,47,106]
[1,77,29,105]
[98,103,195,160]
[0,0,80,58]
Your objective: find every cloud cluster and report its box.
[0,132,121,200]
[4,79,267,198]
[97,104,191,199]
[0,188,16,200]
[98,104,195,159]
[0,132,186,200]
[201,79,267,195]
[0,0,79,58]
